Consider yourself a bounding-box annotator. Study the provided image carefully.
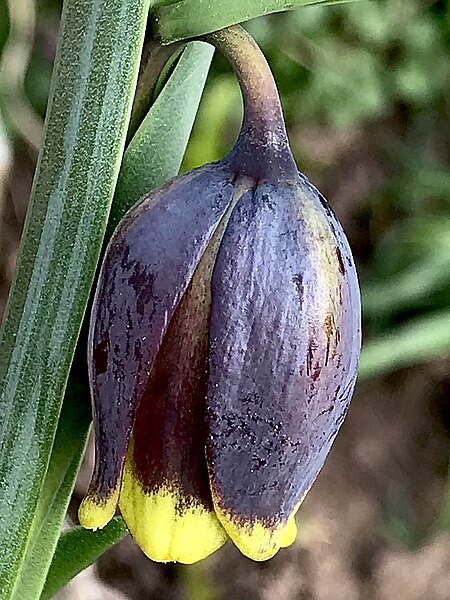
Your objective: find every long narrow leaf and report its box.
[362,252,450,318]
[34,40,214,594]
[40,518,127,600]
[152,0,361,43]
[109,40,214,234]
[11,384,91,600]
[0,0,150,595]
[359,310,450,379]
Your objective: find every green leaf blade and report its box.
[41,519,128,600]
[153,0,361,44]
[0,0,150,595]
[11,386,91,600]
[110,40,214,234]
[359,310,450,380]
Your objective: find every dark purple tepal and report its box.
[79,25,361,564]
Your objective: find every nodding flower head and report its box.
[79,25,361,564]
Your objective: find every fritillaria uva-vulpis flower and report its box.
[79,26,361,564]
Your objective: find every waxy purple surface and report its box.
[87,163,237,500]
[87,162,360,533]
[206,177,360,526]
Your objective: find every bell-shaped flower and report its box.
[79,26,361,563]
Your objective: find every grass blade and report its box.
[359,310,450,379]
[109,40,214,234]
[0,0,149,595]
[40,519,127,600]
[152,0,362,44]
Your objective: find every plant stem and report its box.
[203,25,296,179]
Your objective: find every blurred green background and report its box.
[2,1,450,598]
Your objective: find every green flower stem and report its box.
[203,26,296,179]
[0,0,149,595]
[203,26,287,144]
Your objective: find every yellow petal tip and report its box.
[119,465,228,563]
[214,507,299,561]
[78,487,119,530]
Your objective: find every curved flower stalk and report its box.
[79,25,361,563]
